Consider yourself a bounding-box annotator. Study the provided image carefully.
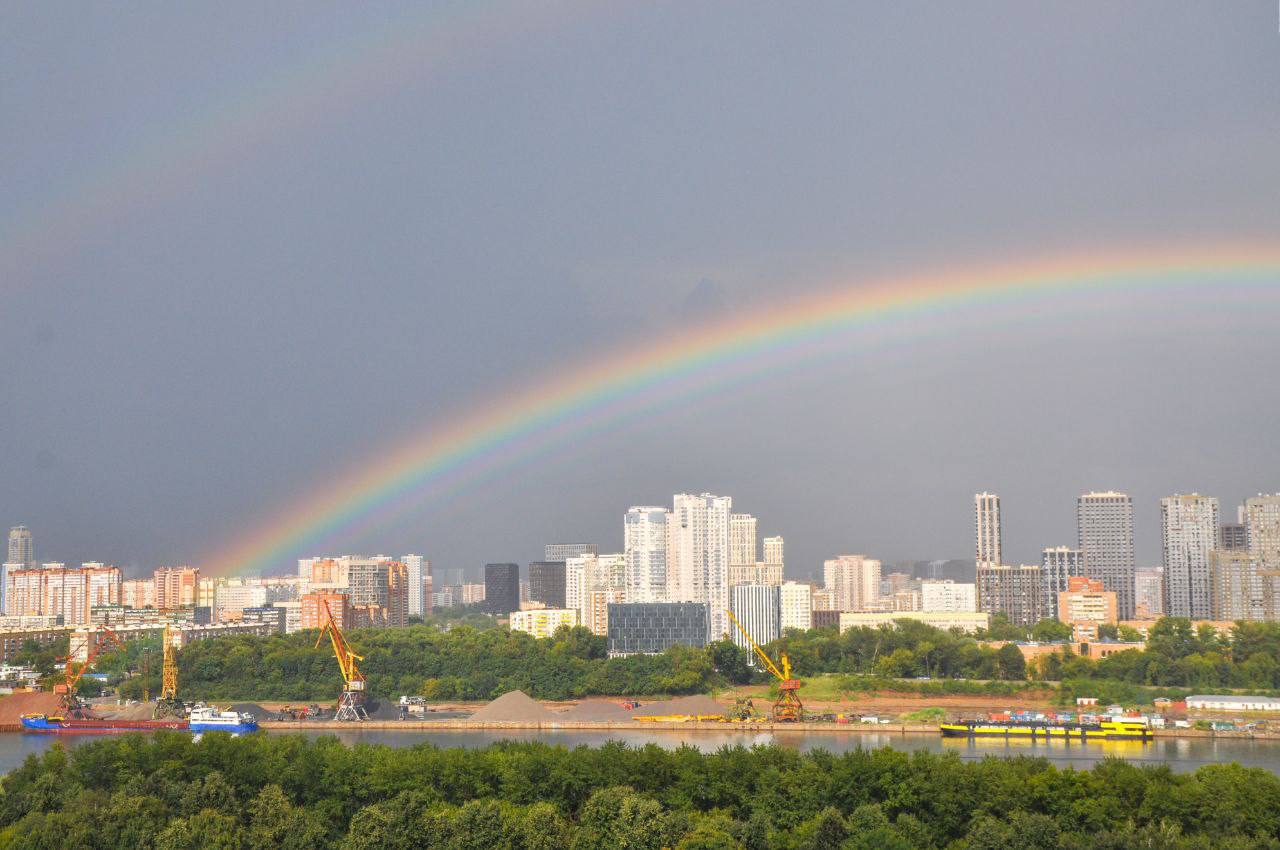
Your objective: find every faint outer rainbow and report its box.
[204,245,1280,576]
[0,1,587,277]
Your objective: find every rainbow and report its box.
[205,245,1280,575]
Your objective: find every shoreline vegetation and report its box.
[2,732,1280,849]
[48,613,1280,709]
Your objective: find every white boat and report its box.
[187,703,259,735]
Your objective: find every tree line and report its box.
[24,613,1280,704]
[2,733,1279,849]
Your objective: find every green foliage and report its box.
[3,734,1280,849]
[175,624,731,701]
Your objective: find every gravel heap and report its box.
[469,690,557,722]
[630,695,725,718]
[558,699,635,721]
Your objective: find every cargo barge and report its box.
[940,718,1151,740]
[20,713,189,734]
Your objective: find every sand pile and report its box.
[631,695,724,717]
[559,700,635,721]
[104,702,158,720]
[469,690,556,722]
[0,691,61,724]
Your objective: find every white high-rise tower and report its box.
[668,493,732,639]
[624,507,670,603]
[1160,494,1219,620]
[974,493,1002,567]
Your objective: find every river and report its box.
[5,728,1280,776]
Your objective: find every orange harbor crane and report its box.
[725,608,803,722]
[57,625,128,716]
[315,599,368,721]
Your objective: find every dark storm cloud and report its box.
[1,2,1277,578]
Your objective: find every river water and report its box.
[5,728,1280,776]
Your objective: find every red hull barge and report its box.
[21,713,189,734]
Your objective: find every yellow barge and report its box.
[940,719,1151,741]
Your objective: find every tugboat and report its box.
[187,703,259,736]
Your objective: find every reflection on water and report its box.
[4,728,1280,775]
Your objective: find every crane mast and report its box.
[725,609,803,722]
[315,599,368,721]
[153,625,185,718]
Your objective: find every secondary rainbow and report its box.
[205,245,1280,576]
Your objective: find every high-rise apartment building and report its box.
[1245,495,1280,569]
[1077,491,1136,620]
[484,563,520,616]
[1040,546,1082,605]
[762,536,784,567]
[1134,568,1164,618]
[1210,550,1264,621]
[4,562,122,625]
[667,493,732,639]
[1160,494,1219,620]
[122,578,156,609]
[729,514,758,568]
[544,543,597,561]
[154,566,200,609]
[7,527,34,568]
[300,592,352,631]
[976,563,1043,626]
[730,585,781,655]
[822,554,881,612]
[528,561,568,610]
[402,554,429,618]
[779,581,812,632]
[920,580,977,613]
[974,493,1002,567]
[624,507,669,603]
[567,552,628,636]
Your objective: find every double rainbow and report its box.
[204,245,1280,575]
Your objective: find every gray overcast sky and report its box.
[3,2,1278,580]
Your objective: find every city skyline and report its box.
[9,484,1280,582]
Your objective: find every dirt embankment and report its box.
[0,692,61,728]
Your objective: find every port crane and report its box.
[152,625,185,719]
[315,599,368,720]
[56,626,127,716]
[725,609,803,722]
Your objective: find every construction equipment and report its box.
[153,625,185,719]
[315,599,368,721]
[726,696,760,722]
[725,609,803,722]
[56,626,127,715]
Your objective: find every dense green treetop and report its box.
[1,733,1279,849]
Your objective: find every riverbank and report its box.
[257,718,1280,740]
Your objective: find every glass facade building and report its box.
[606,602,709,656]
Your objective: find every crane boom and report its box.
[725,608,787,681]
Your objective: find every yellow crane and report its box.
[153,625,185,718]
[725,609,803,722]
[315,599,368,721]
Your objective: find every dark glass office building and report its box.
[606,602,709,656]
[528,561,567,609]
[484,563,520,616]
